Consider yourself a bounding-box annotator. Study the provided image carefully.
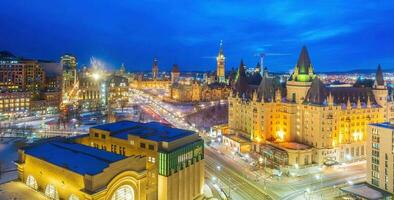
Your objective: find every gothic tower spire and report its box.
[216,40,225,83]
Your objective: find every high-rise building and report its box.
[61,54,77,100]
[0,51,45,92]
[228,46,391,167]
[216,41,225,83]
[152,57,159,80]
[171,64,180,84]
[0,51,62,115]
[17,121,205,200]
[366,121,394,197]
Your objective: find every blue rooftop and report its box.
[92,121,195,142]
[370,122,394,129]
[24,141,126,175]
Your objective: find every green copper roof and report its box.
[289,46,315,82]
[297,46,312,74]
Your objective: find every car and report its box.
[324,160,338,166]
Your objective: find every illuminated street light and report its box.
[92,73,101,81]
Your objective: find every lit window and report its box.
[148,156,156,163]
[69,194,79,200]
[111,185,134,200]
[26,175,38,190]
[45,184,59,200]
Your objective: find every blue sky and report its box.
[0,0,393,72]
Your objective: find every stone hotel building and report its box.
[228,46,392,168]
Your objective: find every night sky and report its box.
[1,1,394,72]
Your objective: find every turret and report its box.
[328,92,334,106]
[346,97,351,109]
[216,40,226,83]
[233,60,249,97]
[252,91,258,102]
[275,89,282,103]
[372,64,388,107]
[367,95,371,108]
[171,64,180,84]
[286,46,316,103]
[152,58,159,80]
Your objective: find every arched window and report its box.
[26,175,38,190]
[69,194,79,200]
[111,185,134,200]
[45,184,59,200]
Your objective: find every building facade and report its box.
[228,46,391,167]
[0,51,61,116]
[130,58,171,90]
[170,81,230,102]
[17,121,205,200]
[0,51,45,92]
[61,54,78,100]
[367,121,394,195]
[0,91,30,115]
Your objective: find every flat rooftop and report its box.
[24,141,126,175]
[370,122,394,129]
[278,142,311,150]
[224,134,250,144]
[341,182,392,200]
[91,121,195,142]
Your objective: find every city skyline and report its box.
[1,1,394,72]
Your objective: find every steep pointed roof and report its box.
[289,46,315,82]
[172,64,180,73]
[297,46,312,74]
[304,77,328,104]
[234,60,249,96]
[304,78,378,106]
[119,63,126,72]
[152,57,158,69]
[218,40,224,56]
[375,64,384,86]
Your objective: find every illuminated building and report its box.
[367,121,394,195]
[17,121,205,200]
[169,65,230,103]
[216,41,225,83]
[0,51,61,115]
[171,64,180,84]
[131,58,171,90]
[61,54,78,100]
[228,46,391,167]
[0,91,30,114]
[78,66,108,111]
[168,43,230,103]
[0,51,45,92]
[152,58,159,80]
[170,81,230,102]
[107,75,130,122]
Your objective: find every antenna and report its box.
[259,53,266,68]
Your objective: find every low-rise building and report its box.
[17,121,205,200]
[0,91,30,115]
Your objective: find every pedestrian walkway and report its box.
[0,181,46,200]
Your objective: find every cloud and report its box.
[299,26,354,41]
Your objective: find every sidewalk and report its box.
[0,181,46,200]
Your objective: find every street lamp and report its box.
[217,165,221,171]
